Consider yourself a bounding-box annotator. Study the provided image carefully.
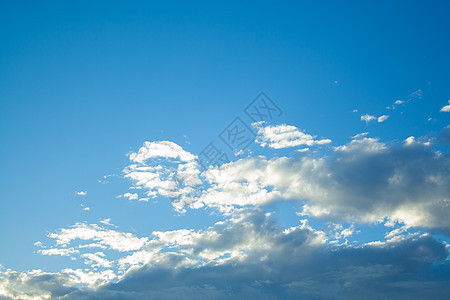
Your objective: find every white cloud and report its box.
[351,132,369,139]
[253,122,331,149]
[118,132,450,233]
[404,136,432,147]
[61,268,117,288]
[39,248,80,256]
[81,252,112,268]
[99,218,114,227]
[388,89,423,109]
[159,136,450,232]
[0,269,76,299]
[129,141,196,164]
[384,225,409,239]
[377,115,389,122]
[47,223,149,252]
[360,114,376,123]
[361,114,389,124]
[405,136,416,145]
[440,100,450,112]
[122,192,138,200]
[335,137,386,153]
[76,191,87,196]
[123,142,202,205]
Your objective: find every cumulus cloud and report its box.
[404,136,432,147]
[76,191,87,196]
[253,122,331,149]
[440,100,450,112]
[97,230,448,300]
[0,269,77,299]
[117,132,450,233]
[4,210,447,299]
[122,142,203,212]
[129,141,196,164]
[141,136,450,233]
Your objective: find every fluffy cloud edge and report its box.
[253,122,331,149]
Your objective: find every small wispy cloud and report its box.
[76,191,87,196]
[117,192,139,200]
[352,132,369,139]
[387,89,423,109]
[361,114,389,124]
[99,218,115,226]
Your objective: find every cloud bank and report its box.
[1,210,449,299]
[1,122,449,300]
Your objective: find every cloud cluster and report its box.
[361,114,389,123]
[1,210,449,299]
[126,137,448,233]
[121,130,450,233]
[122,141,202,208]
[2,123,449,299]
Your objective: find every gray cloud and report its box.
[57,210,450,299]
[187,137,450,233]
[1,209,449,299]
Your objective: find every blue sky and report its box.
[1,1,450,299]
